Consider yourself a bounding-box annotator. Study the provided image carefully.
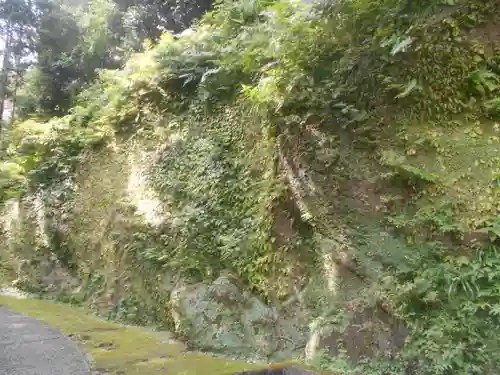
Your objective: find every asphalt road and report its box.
[0,307,91,375]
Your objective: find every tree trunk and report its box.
[9,51,23,124]
[0,23,12,122]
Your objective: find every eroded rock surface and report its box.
[170,275,308,361]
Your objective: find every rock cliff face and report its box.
[0,134,406,364]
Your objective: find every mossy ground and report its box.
[0,295,264,375]
[383,116,500,231]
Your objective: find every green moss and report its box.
[389,117,500,230]
[0,295,262,375]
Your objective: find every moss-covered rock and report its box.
[170,275,308,361]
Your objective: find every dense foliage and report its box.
[1,0,500,374]
[0,0,212,120]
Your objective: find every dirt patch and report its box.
[83,327,122,333]
[317,306,406,363]
[98,342,118,350]
[466,17,500,46]
[231,365,320,374]
[349,180,383,211]
[268,187,315,299]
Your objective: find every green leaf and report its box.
[395,79,419,99]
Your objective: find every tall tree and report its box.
[0,21,12,121]
[16,0,122,115]
[10,0,215,118]
[0,0,38,121]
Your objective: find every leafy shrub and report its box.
[382,242,500,374]
[0,161,26,203]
